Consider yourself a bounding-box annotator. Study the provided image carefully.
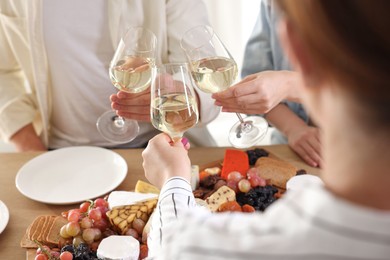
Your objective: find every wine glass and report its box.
[96,27,157,144]
[150,63,199,143]
[180,25,268,148]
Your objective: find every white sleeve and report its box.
[147,177,197,257]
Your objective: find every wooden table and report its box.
[0,145,320,259]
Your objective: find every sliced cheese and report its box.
[205,185,236,212]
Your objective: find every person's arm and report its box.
[241,0,273,78]
[265,104,322,167]
[0,19,44,151]
[10,123,46,152]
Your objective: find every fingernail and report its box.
[181,137,189,146]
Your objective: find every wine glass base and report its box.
[96,110,140,144]
[228,116,268,149]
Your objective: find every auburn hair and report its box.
[276,0,390,126]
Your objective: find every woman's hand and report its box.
[287,125,322,168]
[110,89,151,122]
[142,134,191,189]
[212,70,301,114]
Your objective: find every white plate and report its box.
[15,146,128,205]
[0,200,9,234]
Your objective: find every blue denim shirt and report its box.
[241,0,309,144]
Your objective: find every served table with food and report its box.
[0,145,320,259]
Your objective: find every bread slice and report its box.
[255,157,297,189]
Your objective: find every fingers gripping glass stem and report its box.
[181,25,268,148]
[96,27,157,144]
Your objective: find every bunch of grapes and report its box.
[226,168,267,193]
[59,198,115,250]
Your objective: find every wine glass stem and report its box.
[236,113,245,124]
[235,113,252,133]
[114,116,126,129]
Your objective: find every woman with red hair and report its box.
[142,1,390,259]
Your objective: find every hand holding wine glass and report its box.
[150,63,199,143]
[96,27,156,144]
[180,25,268,148]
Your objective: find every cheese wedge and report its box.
[205,186,236,212]
[134,180,160,194]
[106,198,158,235]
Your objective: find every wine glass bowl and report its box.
[97,27,157,144]
[150,63,199,142]
[181,25,238,94]
[181,25,268,148]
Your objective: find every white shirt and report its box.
[0,0,219,148]
[148,178,390,259]
[43,0,158,148]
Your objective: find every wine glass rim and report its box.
[122,26,157,52]
[180,24,215,51]
[124,26,156,37]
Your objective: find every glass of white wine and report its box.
[181,25,268,148]
[150,63,199,143]
[97,27,157,144]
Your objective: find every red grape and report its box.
[93,218,108,231]
[66,221,81,237]
[96,206,109,220]
[60,225,71,239]
[226,180,238,193]
[92,228,102,241]
[132,218,146,234]
[80,217,93,229]
[67,209,81,222]
[35,254,48,260]
[88,208,102,221]
[94,198,109,208]
[72,235,85,247]
[125,228,139,239]
[238,179,251,193]
[82,228,95,244]
[79,201,91,213]
[60,251,73,260]
[227,171,244,182]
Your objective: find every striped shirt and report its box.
[147,178,390,260]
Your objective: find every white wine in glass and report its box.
[97,27,156,144]
[150,63,199,142]
[181,25,268,148]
